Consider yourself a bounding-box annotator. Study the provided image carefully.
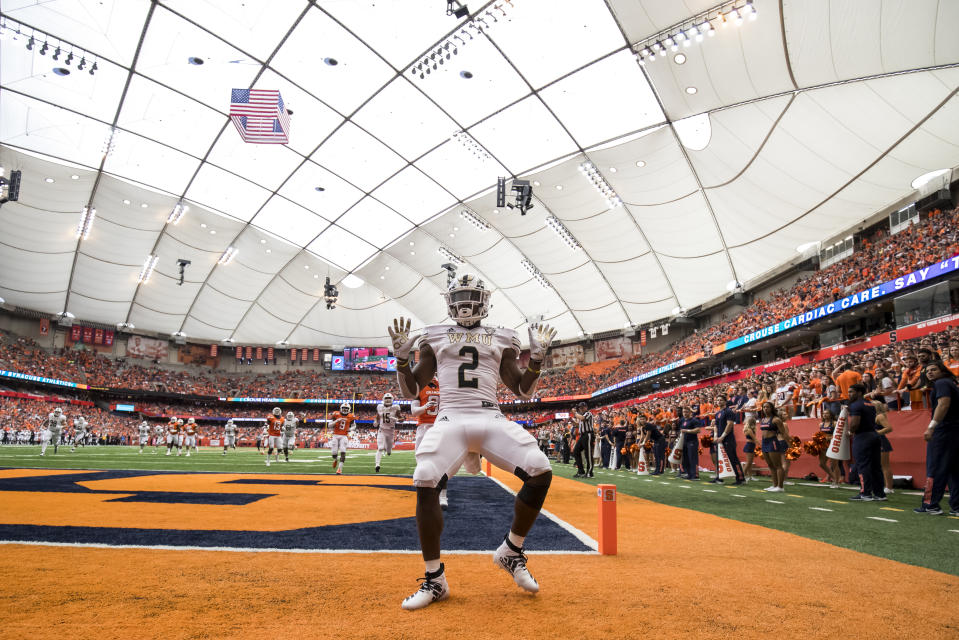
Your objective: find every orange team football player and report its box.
[411,378,448,506]
[328,402,356,475]
[265,407,284,467]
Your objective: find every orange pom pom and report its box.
[630,443,640,453]
[644,440,653,451]
[620,447,628,455]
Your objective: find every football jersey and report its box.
[185,422,197,436]
[167,421,180,435]
[266,415,284,437]
[74,418,88,432]
[154,425,165,437]
[46,413,65,432]
[418,323,520,411]
[417,385,440,426]
[224,422,236,437]
[775,384,796,406]
[138,423,150,438]
[330,411,354,436]
[375,404,402,433]
[283,418,297,437]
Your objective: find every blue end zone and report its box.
[0,472,592,552]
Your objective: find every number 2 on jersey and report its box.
[457,346,479,388]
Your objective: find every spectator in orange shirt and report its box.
[832,361,862,401]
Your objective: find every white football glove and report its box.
[527,322,557,362]
[388,317,415,360]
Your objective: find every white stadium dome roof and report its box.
[1,0,958,347]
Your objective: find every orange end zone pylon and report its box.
[597,484,617,555]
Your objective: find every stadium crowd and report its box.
[534,206,959,397]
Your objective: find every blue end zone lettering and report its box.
[0,472,591,552]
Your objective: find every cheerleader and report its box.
[818,408,841,488]
[873,399,895,494]
[760,402,787,492]
[742,416,759,481]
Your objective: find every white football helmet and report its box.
[286,411,295,421]
[53,407,62,416]
[445,273,490,328]
[177,419,184,426]
[188,418,195,425]
[272,407,281,416]
[340,403,350,414]
[383,393,394,407]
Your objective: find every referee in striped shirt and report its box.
[572,402,595,478]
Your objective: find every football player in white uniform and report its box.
[374,393,402,473]
[153,423,165,454]
[137,420,151,454]
[282,412,297,462]
[41,407,66,456]
[70,416,88,452]
[222,419,237,455]
[390,274,556,610]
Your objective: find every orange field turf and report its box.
[1,465,957,639]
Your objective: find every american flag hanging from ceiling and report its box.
[229,89,290,144]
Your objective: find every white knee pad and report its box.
[412,459,445,488]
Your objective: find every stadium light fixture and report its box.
[460,208,491,231]
[437,246,463,266]
[76,206,95,239]
[545,215,582,250]
[579,161,622,208]
[137,255,159,283]
[166,201,188,224]
[521,259,551,288]
[632,0,756,63]
[217,246,238,265]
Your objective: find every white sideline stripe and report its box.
[765,500,784,504]
[484,474,598,552]
[0,540,596,555]
[809,507,833,512]
[867,517,897,523]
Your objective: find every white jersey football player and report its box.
[222,419,237,455]
[282,412,297,462]
[137,420,151,454]
[41,407,67,456]
[153,423,165,453]
[390,273,556,610]
[70,416,89,452]
[374,393,402,473]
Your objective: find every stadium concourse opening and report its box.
[2,0,959,637]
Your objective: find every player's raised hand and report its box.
[528,322,557,361]
[388,317,414,360]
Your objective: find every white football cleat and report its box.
[493,536,539,593]
[185,452,190,457]
[265,458,271,467]
[401,564,449,610]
